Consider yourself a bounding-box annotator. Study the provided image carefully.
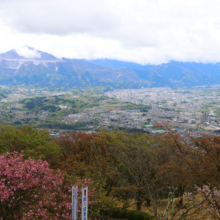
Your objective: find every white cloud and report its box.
[0,0,119,35]
[0,0,220,64]
[15,46,41,59]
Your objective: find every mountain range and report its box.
[0,47,220,89]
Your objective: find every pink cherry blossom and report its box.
[0,151,100,219]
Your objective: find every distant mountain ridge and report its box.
[0,47,220,88]
[88,59,220,87]
[0,47,58,61]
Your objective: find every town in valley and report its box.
[1,85,220,137]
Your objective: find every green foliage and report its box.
[0,125,60,161]
[201,108,209,114]
[104,207,120,217]
[103,208,153,220]
[110,208,126,218]
[113,208,128,218]
[0,89,10,100]
[19,95,102,114]
[134,211,152,220]
[41,105,61,112]
[121,103,152,112]
[159,107,172,111]
[126,209,136,220]
[38,121,90,130]
[106,99,121,104]
[158,116,174,120]
[180,100,188,104]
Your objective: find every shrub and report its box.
[134,211,152,220]
[126,209,136,220]
[103,207,153,220]
[110,207,121,217]
[115,209,128,218]
[143,213,152,220]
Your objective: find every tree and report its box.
[57,132,114,181]
[0,125,60,163]
[57,132,119,217]
[195,185,220,219]
[189,135,220,219]
[153,124,220,219]
[97,129,208,220]
[0,151,99,219]
[96,130,170,211]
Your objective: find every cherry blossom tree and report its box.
[196,185,220,219]
[0,151,99,219]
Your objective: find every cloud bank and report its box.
[15,46,41,59]
[0,0,220,64]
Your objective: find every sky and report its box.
[0,0,220,64]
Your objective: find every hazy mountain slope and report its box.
[88,59,220,86]
[0,47,220,88]
[0,50,23,60]
[147,61,220,85]
[0,47,58,61]
[87,58,153,70]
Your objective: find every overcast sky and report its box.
[0,0,220,64]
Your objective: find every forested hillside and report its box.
[1,125,220,219]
